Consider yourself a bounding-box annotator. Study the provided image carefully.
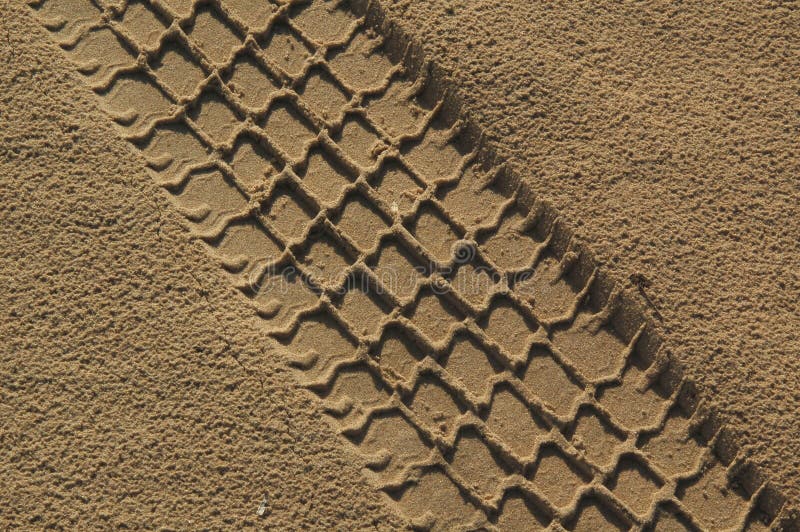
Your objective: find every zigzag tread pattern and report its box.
[30,0,796,530]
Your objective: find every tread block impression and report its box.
[186,5,242,66]
[495,490,551,531]
[529,446,591,510]
[352,411,431,482]
[227,133,281,190]
[485,385,548,459]
[117,0,168,50]
[34,0,101,43]
[390,467,481,530]
[67,27,136,86]
[151,38,207,99]
[225,52,280,111]
[448,428,510,500]
[366,79,428,138]
[34,0,792,529]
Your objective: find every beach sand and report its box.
[1,0,797,528]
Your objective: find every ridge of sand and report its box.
[17,0,797,529]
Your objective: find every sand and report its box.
[1,3,403,529]
[1,0,797,529]
[376,0,800,515]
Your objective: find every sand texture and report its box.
[375,0,800,516]
[1,0,798,529]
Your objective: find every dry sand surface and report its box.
[1,0,798,530]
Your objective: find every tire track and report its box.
[30,0,795,529]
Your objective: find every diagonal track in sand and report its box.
[29,0,796,529]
